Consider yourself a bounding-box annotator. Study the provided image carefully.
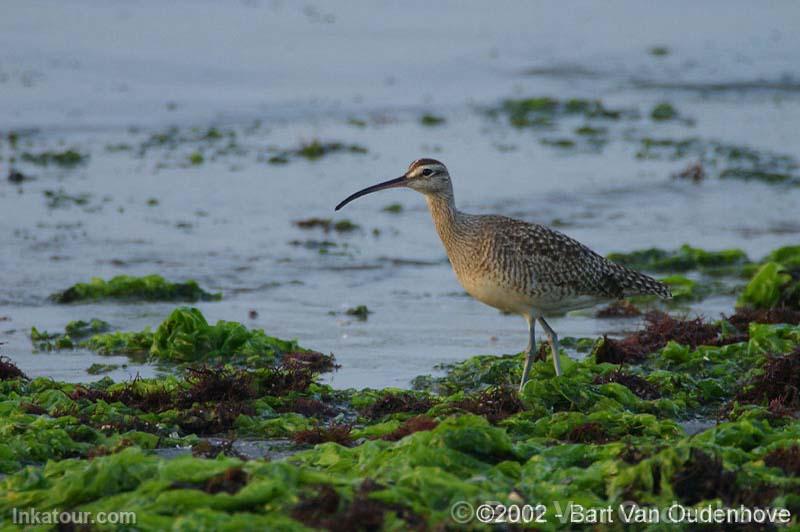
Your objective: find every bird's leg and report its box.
[537,317,562,376]
[519,316,536,393]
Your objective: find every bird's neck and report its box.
[425,192,461,249]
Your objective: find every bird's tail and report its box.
[614,265,672,299]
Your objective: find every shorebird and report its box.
[335,159,671,391]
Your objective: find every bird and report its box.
[335,159,672,391]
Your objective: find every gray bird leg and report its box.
[537,317,562,376]
[519,316,536,393]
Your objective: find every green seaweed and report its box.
[30,308,310,368]
[66,319,111,338]
[420,114,446,126]
[498,96,626,128]
[636,137,799,183]
[267,155,289,165]
[83,330,155,356]
[738,262,799,310]
[347,117,367,127]
[650,102,678,121]
[188,151,204,165]
[20,149,87,167]
[202,127,223,140]
[51,275,221,303]
[271,140,368,163]
[345,305,371,320]
[382,203,403,214]
[333,220,359,232]
[608,244,749,275]
[294,217,360,232]
[31,319,110,351]
[149,307,303,365]
[6,254,800,528]
[3,316,800,528]
[575,125,607,136]
[43,189,91,209]
[649,46,670,56]
[86,363,121,375]
[719,168,796,184]
[764,245,800,270]
[540,138,576,148]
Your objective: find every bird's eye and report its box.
[421,168,434,177]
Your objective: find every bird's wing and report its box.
[484,216,670,299]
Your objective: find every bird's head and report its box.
[335,158,451,211]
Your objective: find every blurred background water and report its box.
[1,0,799,387]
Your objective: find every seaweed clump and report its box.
[172,466,250,495]
[269,140,367,163]
[345,305,371,320]
[39,307,309,368]
[636,137,799,184]
[764,445,800,477]
[594,311,722,364]
[719,168,797,184]
[31,318,110,351]
[420,113,445,126]
[596,300,641,318]
[738,262,800,310]
[735,347,800,410]
[359,391,435,420]
[498,96,626,128]
[450,386,524,423]
[674,161,705,182]
[651,102,678,121]
[8,169,32,183]
[43,189,91,209]
[0,356,27,381]
[277,397,336,418]
[380,415,439,441]
[593,370,661,400]
[72,366,257,415]
[672,448,736,505]
[70,368,267,436]
[71,379,174,413]
[256,364,315,396]
[283,351,339,373]
[294,217,360,233]
[726,307,800,330]
[292,480,425,532]
[382,203,403,214]
[291,485,341,528]
[182,366,257,404]
[204,467,249,494]
[293,423,354,446]
[607,244,749,274]
[51,275,221,303]
[86,363,120,375]
[565,422,610,444]
[649,46,670,56]
[149,307,303,366]
[20,149,87,167]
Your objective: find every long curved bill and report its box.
[335,176,406,211]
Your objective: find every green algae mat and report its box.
[3,319,800,529]
[50,275,221,304]
[3,255,800,530]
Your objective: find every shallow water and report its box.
[1,1,799,388]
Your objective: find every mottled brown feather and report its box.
[425,194,670,314]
